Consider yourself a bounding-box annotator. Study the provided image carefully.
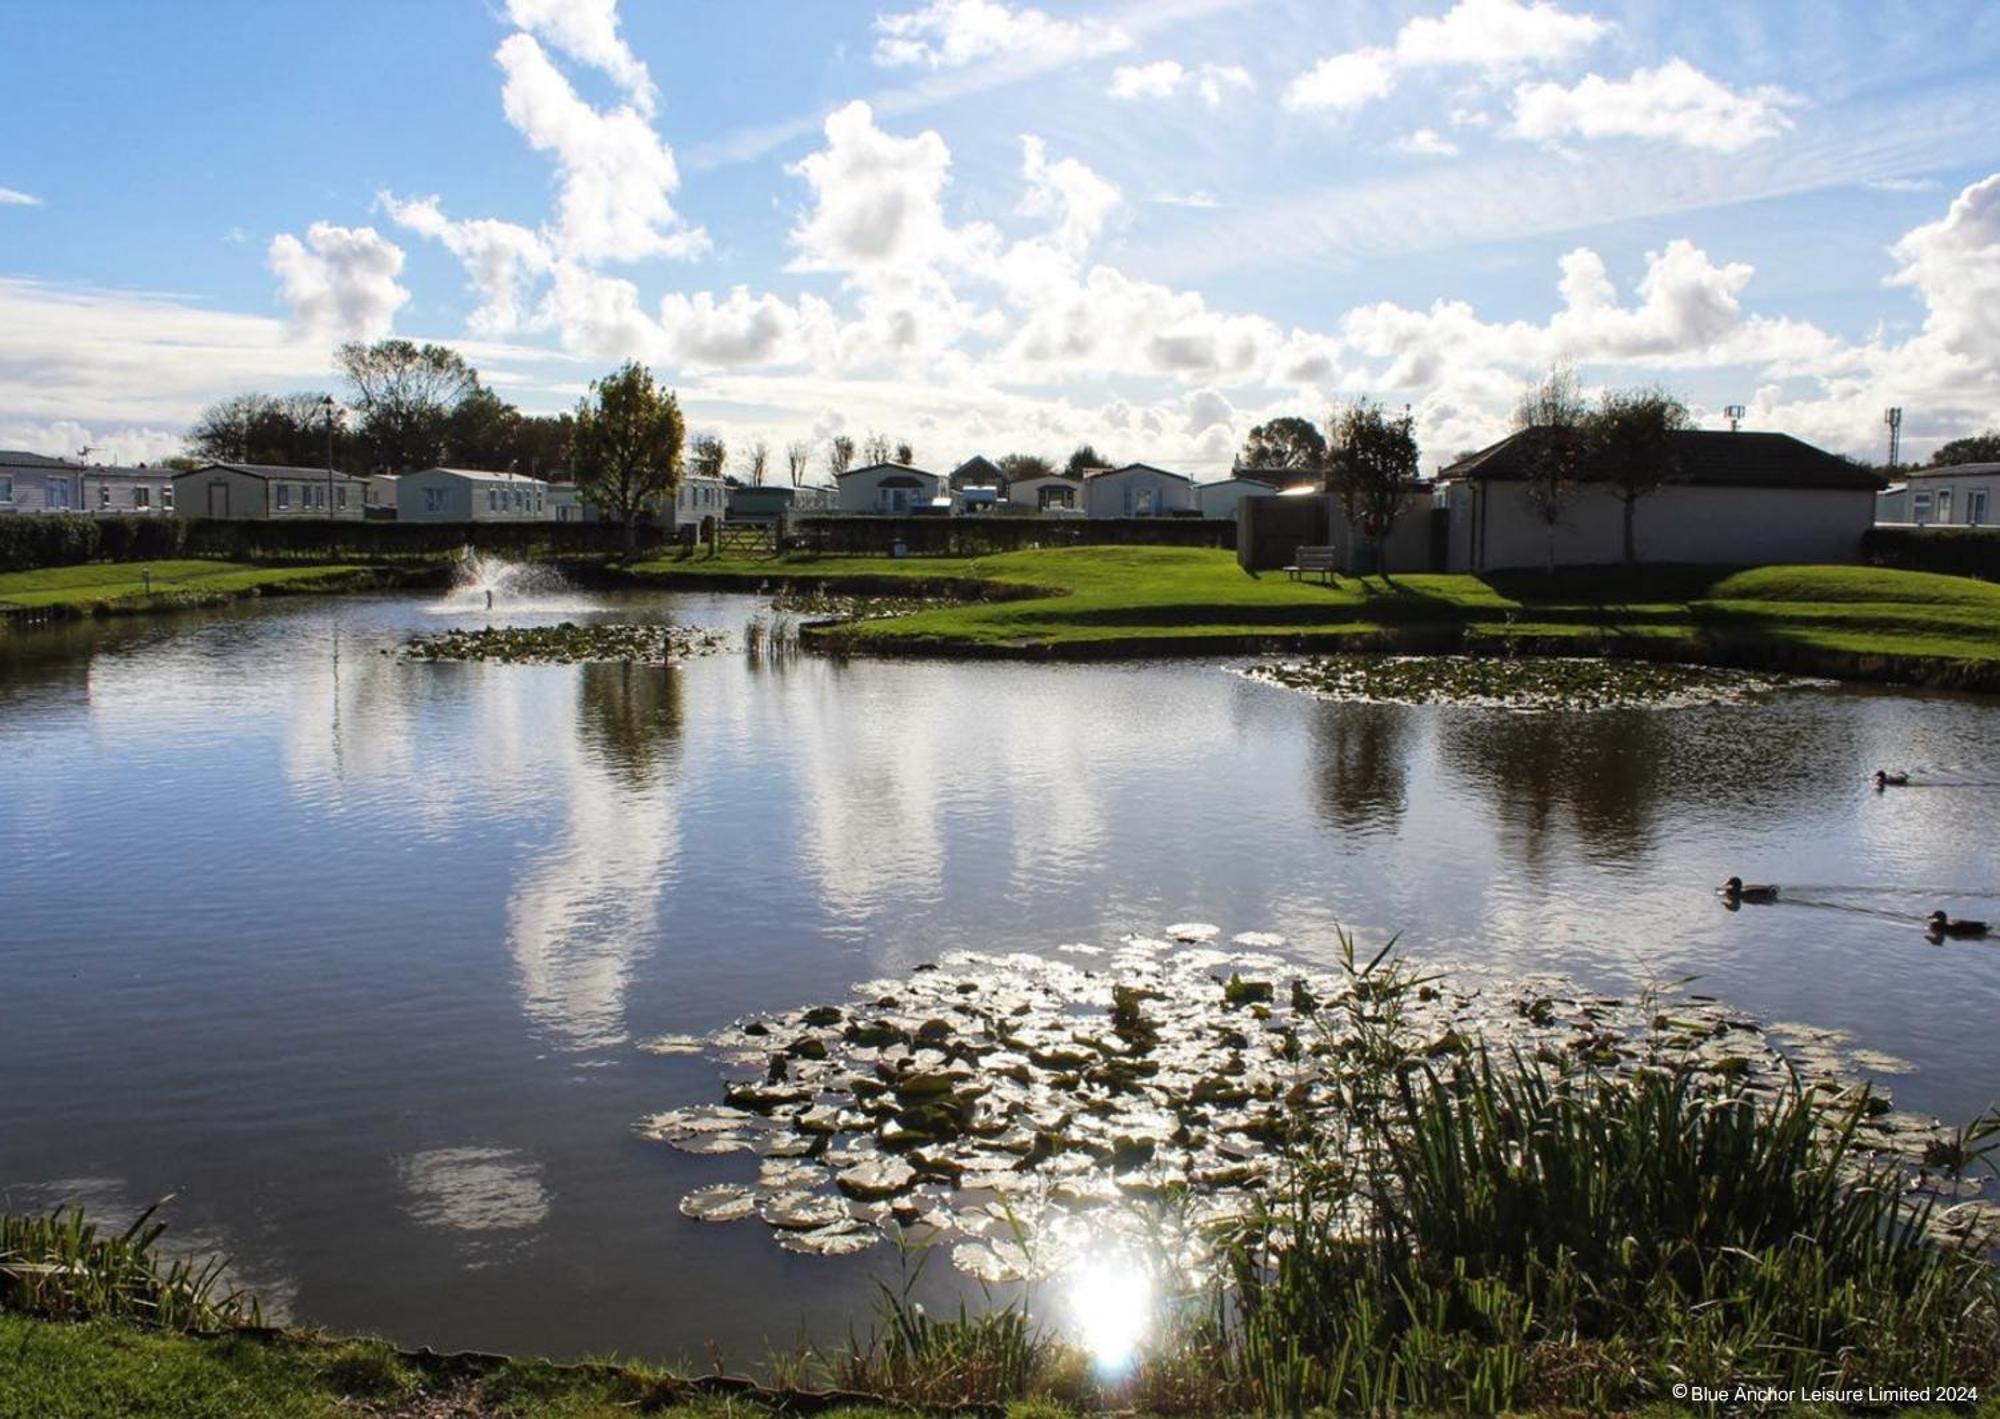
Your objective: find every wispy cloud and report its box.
[0,186,44,207]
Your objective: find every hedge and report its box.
[0,516,191,571]
[1862,525,2000,580]
[786,514,1234,556]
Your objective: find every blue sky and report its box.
[3,0,1998,473]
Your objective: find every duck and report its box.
[1928,911,1989,938]
[1719,876,1779,903]
[1874,770,1909,789]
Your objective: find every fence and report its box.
[787,514,1234,556]
[1236,494,1329,571]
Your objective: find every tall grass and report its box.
[0,1203,261,1331]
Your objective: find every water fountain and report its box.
[426,549,590,616]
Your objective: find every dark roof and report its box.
[0,449,81,469]
[1085,462,1194,484]
[876,473,926,489]
[1440,429,1883,491]
[176,461,369,484]
[1217,470,1289,488]
[949,455,1004,486]
[836,461,938,481]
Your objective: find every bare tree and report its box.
[785,440,812,487]
[1513,365,1589,575]
[862,431,892,466]
[745,438,771,486]
[336,339,479,471]
[1326,401,1419,573]
[828,435,856,478]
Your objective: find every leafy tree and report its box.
[786,440,812,487]
[1933,431,2000,467]
[1326,401,1419,571]
[744,438,771,486]
[1585,386,1692,564]
[998,452,1057,480]
[827,435,856,478]
[445,386,523,470]
[336,340,479,471]
[1512,366,1589,574]
[510,414,574,479]
[893,440,914,466]
[186,391,355,469]
[1236,416,1328,473]
[571,362,685,553]
[689,434,727,480]
[1065,443,1111,476]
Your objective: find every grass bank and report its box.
[627,549,2000,684]
[0,559,405,628]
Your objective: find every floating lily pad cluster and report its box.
[1247,655,1795,711]
[636,927,1993,1276]
[771,590,945,622]
[400,622,726,664]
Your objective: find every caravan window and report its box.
[276,484,292,510]
[0,476,12,504]
[1971,489,1990,526]
[1937,489,1954,523]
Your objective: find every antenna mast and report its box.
[1884,407,1903,469]
[1723,405,1745,433]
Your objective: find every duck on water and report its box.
[1928,911,1990,939]
[1720,876,1779,904]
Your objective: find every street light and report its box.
[321,394,338,519]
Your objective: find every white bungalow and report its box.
[1876,463,1996,527]
[398,468,551,522]
[672,474,728,536]
[1083,463,1196,518]
[1437,429,1883,572]
[836,462,946,514]
[1,451,176,516]
[1007,474,1083,513]
[170,462,369,520]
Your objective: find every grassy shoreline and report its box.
[0,559,420,627]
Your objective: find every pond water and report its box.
[2,586,1998,1365]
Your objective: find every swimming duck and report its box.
[1928,911,1989,938]
[1874,770,1909,788]
[1720,876,1779,903]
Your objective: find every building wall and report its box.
[1444,481,1874,571]
[172,468,365,520]
[674,476,727,530]
[82,472,175,515]
[836,467,943,513]
[1007,476,1081,511]
[1084,469,1195,518]
[397,471,550,522]
[1196,480,1277,520]
[0,466,82,514]
[1324,489,1438,572]
[1880,468,1998,527]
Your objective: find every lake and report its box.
[2,584,1998,1365]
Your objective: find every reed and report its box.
[0,1203,261,1332]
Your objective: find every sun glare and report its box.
[1065,1255,1153,1374]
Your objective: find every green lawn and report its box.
[0,560,377,617]
[626,548,2000,667]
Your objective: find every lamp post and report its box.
[321,395,338,519]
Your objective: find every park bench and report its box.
[1285,545,1339,583]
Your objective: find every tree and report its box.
[745,438,771,486]
[1933,431,2000,467]
[786,440,812,487]
[827,435,856,478]
[336,340,479,471]
[1512,366,1589,574]
[186,391,354,469]
[571,362,684,553]
[1585,386,1691,564]
[1065,443,1111,476]
[862,432,892,466]
[446,385,524,471]
[998,452,1056,480]
[893,440,914,466]
[1236,416,1328,473]
[689,434,727,480]
[1326,401,1419,573]
[511,414,575,479]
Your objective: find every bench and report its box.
[1285,545,1339,583]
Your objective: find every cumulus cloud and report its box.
[1511,59,1800,152]
[1287,0,1605,115]
[503,0,657,113]
[0,186,42,207]
[788,101,984,275]
[496,32,707,263]
[1886,172,2000,367]
[267,222,410,340]
[1110,60,1253,109]
[1395,128,1461,157]
[382,194,550,335]
[872,0,1130,69]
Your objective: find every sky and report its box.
[2,0,1998,476]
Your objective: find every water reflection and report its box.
[1438,710,1671,867]
[397,1146,550,1264]
[577,660,684,788]
[1304,701,1409,836]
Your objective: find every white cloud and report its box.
[788,100,991,277]
[1865,176,1940,194]
[1284,47,1397,114]
[1111,59,1252,109]
[382,194,550,335]
[1395,128,1461,158]
[0,418,186,466]
[872,0,1131,69]
[1886,172,2000,368]
[1152,190,1222,209]
[1511,59,1800,153]
[0,186,42,207]
[266,222,410,341]
[503,0,656,114]
[1288,0,1605,115]
[656,286,836,368]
